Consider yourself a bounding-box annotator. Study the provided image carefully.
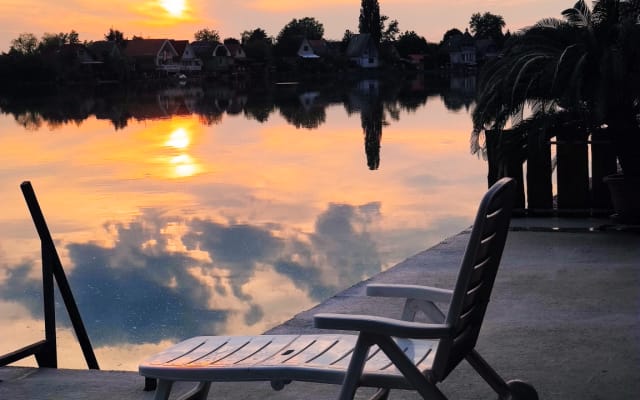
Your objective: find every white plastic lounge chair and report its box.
[139,177,538,400]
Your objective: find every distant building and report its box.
[297,39,327,59]
[190,40,218,72]
[346,34,380,68]
[124,39,180,74]
[445,30,476,68]
[444,30,500,69]
[224,42,247,61]
[198,41,247,72]
[170,40,202,73]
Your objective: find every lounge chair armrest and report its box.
[314,313,452,339]
[366,284,453,303]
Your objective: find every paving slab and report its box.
[1,219,639,399]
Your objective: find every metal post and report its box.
[36,242,57,368]
[21,181,99,370]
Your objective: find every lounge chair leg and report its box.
[465,350,510,399]
[368,388,390,400]
[144,377,158,391]
[154,380,173,400]
[338,333,373,400]
[374,334,447,400]
[176,381,212,400]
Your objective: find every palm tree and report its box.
[473,0,640,177]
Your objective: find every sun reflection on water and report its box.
[166,127,190,149]
[164,127,201,178]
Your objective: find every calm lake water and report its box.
[0,75,485,371]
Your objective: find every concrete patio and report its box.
[1,217,638,399]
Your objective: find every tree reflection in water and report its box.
[0,75,475,170]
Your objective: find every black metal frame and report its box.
[0,181,99,370]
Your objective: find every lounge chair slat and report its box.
[146,336,225,365]
[237,335,300,365]
[181,336,254,366]
[281,336,347,365]
[270,336,323,364]
[305,336,357,365]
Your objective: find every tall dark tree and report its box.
[381,17,400,42]
[469,12,505,43]
[275,17,324,56]
[38,32,77,52]
[341,29,355,51]
[362,100,384,170]
[241,28,268,44]
[241,28,272,62]
[395,31,429,57]
[10,33,38,55]
[194,28,220,42]
[105,28,126,45]
[276,17,324,42]
[223,38,240,46]
[359,0,382,43]
[441,28,463,44]
[67,30,80,45]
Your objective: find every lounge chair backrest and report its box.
[432,177,516,382]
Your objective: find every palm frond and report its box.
[562,0,592,27]
[532,18,566,30]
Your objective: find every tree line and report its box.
[0,0,508,84]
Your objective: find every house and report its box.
[124,39,180,74]
[211,43,234,71]
[208,41,248,72]
[170,40,202,73]
[190,40,218,72]
[346,34,380,68]
[224,42,246,61]
[190,41,217,60]
[445,30,477,68]
[224,41,248,72]
[297,39,327,59]
[445,30,499,68]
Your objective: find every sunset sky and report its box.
[0,0,569,53]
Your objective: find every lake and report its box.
[0,75,485,371]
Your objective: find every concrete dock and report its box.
[1,218,638,399]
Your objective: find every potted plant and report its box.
[472,0,640,222]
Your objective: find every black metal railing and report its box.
[0,181,99,370]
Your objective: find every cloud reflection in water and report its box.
[0,201,382,350]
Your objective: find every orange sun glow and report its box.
[159,0,186,16]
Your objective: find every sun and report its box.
[159,0,186,16]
